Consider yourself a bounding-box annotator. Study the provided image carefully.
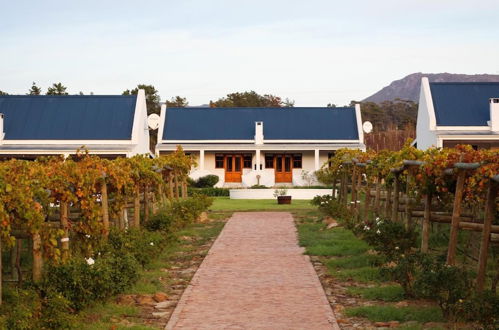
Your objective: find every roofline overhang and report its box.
[155,142,365,152]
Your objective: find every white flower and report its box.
[376,217,380,221]
[86,257,95,266]
[376,229,381,235]
[85,234,91,238]
[98,252,101,256]
[363,225,370,231]
[395,246,400,250]
[150,242,154,246]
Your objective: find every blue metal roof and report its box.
[430,82,499,126]
[0,95,137,140]
[163,107,359,141]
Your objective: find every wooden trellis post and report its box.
[60,201,70,260]
[421,192,432,253]
[403,160,423,229]
[174,171,180,199]
[101,178,110,237]
[385,185,392,218]
[133,185,141,228]
[390,167,403,222]
[476,175,499,291]
[350,163,358,211]
[144,184,150,223]
[374,174,381,215]
[446,162,480,265]
[32,231,43,282]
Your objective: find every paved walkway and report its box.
[166,212,339,330]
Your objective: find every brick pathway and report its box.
[166,212,339,330]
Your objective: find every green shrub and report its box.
[413,260,473,322]
[0,286,75,330]
[188,187,230,196]
[357,218,418,260]
[45,253,140,311]
[311,195,354,227]
[107,228,165,268]
[145,196,213,233]
[250,184,268,189]
[380,252,431,298]
[195,175,219,188]
[462,290,499,329]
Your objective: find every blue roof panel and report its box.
[163,107,359,141]
[430,82,499,126]
[0,95,137,140]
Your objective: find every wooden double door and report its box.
[224,154,243,182]
[274,154,293,183]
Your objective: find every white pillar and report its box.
[255,149,261,171]
[199,150,205,170]
[314,149,320,171]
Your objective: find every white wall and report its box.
[416,79,438,150]
[230,188,332,200]
[131,89,151,156]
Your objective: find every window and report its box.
[243,154,252,168]
[215,154,224,168]
[265,154,274,168]
[328,151,336,168]
[292,154,302,168]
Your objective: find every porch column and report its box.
[199,150,205,170]
[255,149,261,171]
[314,149,320,171]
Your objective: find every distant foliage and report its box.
[46,82,68,95]
[166,96,189,107]
[210,91,294,107]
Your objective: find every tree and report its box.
[327,103,337,108]
[0,90,8,95]
[209,91,294,108]
[28,82,42,95]
[123,84,160,115]
[166,96,188,107]
[47,83,68,95]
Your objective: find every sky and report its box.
[1,0,499,106]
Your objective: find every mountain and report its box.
[363,72,499,103]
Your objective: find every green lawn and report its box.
[209,197,316,211]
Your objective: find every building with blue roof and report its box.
[0,90,150,158]
[416,77,499,150]
[156,105,365,187]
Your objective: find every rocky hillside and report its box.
[364,72,499,103]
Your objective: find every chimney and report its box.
[490,98,499,132]
[255,121,264,145]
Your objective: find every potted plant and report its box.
[273,188,291,204]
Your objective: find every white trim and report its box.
[161,139,360,144]
[438,134,499,140]
[131,89,145,144]
[2,140,133,145]
[422,77,437,130]
[156,104,167,156]
[199,149,205,170]
[355,103,364,144]
[314,149,320,171]
[435,126,491,131]
[0,149,130,155]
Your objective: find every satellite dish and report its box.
[362,121,373,134]
[147,113,160,130]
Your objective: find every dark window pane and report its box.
[235,157,241,171]
[285,156,291,172]
[215,155,224,168]
[276,156,283,172]
[226,156,233,172]
[243,155,252,168]
[328,152,335,168]
[265,155,274,168]
[293,154,302,168]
